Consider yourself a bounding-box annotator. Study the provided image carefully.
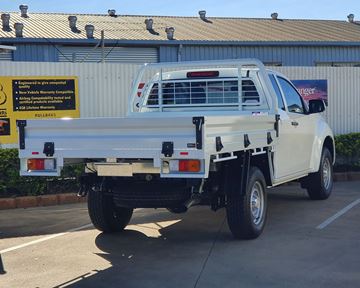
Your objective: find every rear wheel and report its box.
[88,187,133,233]
[306,147,333,200]
[226,167,267,239]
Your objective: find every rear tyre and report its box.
[226,167,267,240]
[306,147,333,200]
[88,187,133,233]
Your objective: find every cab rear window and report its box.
[146,79,259,106]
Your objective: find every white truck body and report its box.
[19,114,278,177]
[18,59,335,239]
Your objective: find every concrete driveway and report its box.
[0,181,359,288]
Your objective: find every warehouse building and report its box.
[1,6,360,66]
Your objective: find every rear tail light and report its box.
[27,159,56,171]
[169,159,201,173]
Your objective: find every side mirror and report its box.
[308,99,325,114]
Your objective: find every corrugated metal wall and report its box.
[13,44,58,62]
[273,66,360,135]
[159,46,178,62]
[160,45,360,66]
[58,46,158,63]
[5,44,360,66]
[0,62,359,134]
[0,62,141,117]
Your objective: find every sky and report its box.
[1,0,360,20]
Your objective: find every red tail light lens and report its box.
[187,71,219,78]
[27,159,45,171]
[178,160,201,172]
[27,159,56,171]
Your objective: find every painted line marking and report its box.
[0,223,93,254]
[0,209,145,255]
[317,198,360,229]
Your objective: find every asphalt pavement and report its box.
[0,181,359,288]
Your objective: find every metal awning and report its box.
[0,45,16,53]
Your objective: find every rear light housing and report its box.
[27,159,56,171]
[169,159,201,173]
[187,71,219,78]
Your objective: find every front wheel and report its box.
[226,167,267,240]
[88,187,133,233]
[306,147,333,200]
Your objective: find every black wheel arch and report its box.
[323,136,335,164]
[250,153,273,187]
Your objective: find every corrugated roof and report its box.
[1,12,360,43]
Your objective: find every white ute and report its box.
[18,59,335,239]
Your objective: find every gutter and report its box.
[1,38,360,47]
[0,45,16,51]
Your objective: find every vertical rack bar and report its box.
[237,64,243,111]
[159,68,163,112]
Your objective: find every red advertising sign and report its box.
[292,80,328,105]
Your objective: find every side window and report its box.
[269,75,285,110]
[278,77,305,114]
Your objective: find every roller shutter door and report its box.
[58,46,158,63]
[0,51,12,61]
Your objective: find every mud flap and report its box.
[224,150,251,200]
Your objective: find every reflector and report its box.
[137,82,145,97]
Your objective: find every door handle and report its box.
[291,121,299,127]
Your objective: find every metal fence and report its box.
[0,62,359,135]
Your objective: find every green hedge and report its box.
[0,148,83,198]
[334,133,360,172]
[1,133,360,197]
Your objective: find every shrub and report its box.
[334,133,360,172]
[0,148,83,198]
